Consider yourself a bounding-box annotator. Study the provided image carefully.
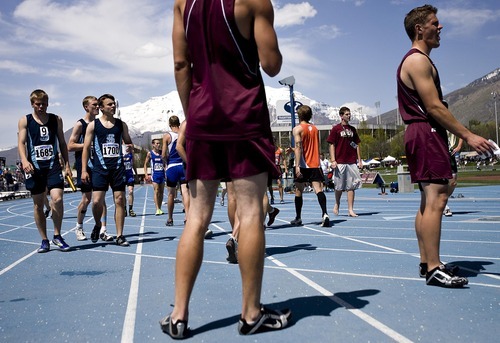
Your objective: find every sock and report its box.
[76,223,82,229]
[294,196,303,219]
[316,191,327,215]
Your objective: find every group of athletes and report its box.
[17,90,189,252]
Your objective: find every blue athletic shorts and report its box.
[25,167,64,195]
[92,167,126,192]
[152,171,165,185]
[166,164,186,187]
[77,168,93,193]
[125,171,135,186]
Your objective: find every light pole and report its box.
[279,76,296,146]
[493,91,498,145]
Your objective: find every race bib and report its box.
[154,163,163,171]
[102,143,120,158]
[34,145,54,161]
[124,161,132,170]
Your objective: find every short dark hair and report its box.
[404,4,438,41]
[30,89,48,104]
[98,94,115,107]
[297,105,312,122]
[169,115,180,128]
[339,106,351,116]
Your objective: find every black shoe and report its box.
[100,230,114,242]
[129,209,137,217]
[419,262,460,278]
[426,265,468,288]
[91,225,100,243]
[116,235,130,246]
[226,237,238,264]
[290,218,302,226]
[267,208,280,226]
[159,315,189,339]
[270,198,275,205]
[238,305,291,335]
[321,214,330,227]
[44,210,51,218]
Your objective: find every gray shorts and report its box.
[333,164,362,191]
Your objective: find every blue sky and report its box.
[0,0,499,149]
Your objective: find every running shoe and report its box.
[220,198,224,206]
[116,235,130,246]
[443,207,453,217]
[75,227,87,241]
[159,315,189,339]
[426,265,468,288]
[290,218,302,226]
[321,214,330,227]
[100,229,114,242]
[52,235,70,252]
[129,209,137,217]
[204,229,213,239]
[419,262,460,278]
[165,219,174,227]
[37,239,50,253]
[90,225,100,243]
[270,198,275,205]
[44,210,51,218]
[280,199,285,204]
[238,305,292,335]
[155,209,164,216]
[267,208,280,226]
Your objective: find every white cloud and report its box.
[11,0,172,77]
[440,7,500,36]
[277,37,327,89]
[274,2,317,27]
[0,60,37,74]
[311,24,343,40]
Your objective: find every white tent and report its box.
[361,160,370,166]
[367,159,381,165]
[382,155,396,163]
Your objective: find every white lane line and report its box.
[383,216,415,220]
[0,250,38,276]
[0,195,99,275]
[302,225,405,253]
[295,223,500,282]
[121,186,148,343]
[267,256,414,343]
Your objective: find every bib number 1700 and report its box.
[102,143,119,158]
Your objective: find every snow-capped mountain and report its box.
[118,86,367,140]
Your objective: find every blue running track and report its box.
[1,185,499,342]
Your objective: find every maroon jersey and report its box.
[397,48,451,182]
[183,0,272,142]
[327,123,360,164]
